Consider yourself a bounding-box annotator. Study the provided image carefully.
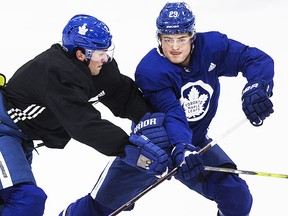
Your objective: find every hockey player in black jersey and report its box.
[0,14,171,215]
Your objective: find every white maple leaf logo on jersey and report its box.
[182,87,208,118]
[180,80,213,122]
[78,24,88,35]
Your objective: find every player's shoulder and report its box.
[195,31,229,54]
[196,31,228,41]
[136,48,173,76]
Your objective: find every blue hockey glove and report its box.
[123,134,169,176]
[133,112,170,150]
[171,143,204,179]
[242,80,273,126]
[171,143,200,166]
[177,150,204,180]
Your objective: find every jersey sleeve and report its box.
[208,32,274,94]
[44,65,130,156]
[93,59,152,123]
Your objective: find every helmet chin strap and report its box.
[84,59,90,66]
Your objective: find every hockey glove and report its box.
[123,134,169,176]
[242,80,273,126]
[133,112,170,150]
[172,143,204,179]
[177,150,204,180]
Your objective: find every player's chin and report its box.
[169,57,183,64]
[93,67,102,75]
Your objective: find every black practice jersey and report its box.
[3,43,151,156]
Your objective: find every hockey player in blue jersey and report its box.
[59,2,274,216]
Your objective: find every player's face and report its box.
[160,33,192,66]
[88,44,115,76]
[88,44,114,75]
[88,50,109,75]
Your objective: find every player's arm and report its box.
[93,59,152,123]
[217,35,274,126]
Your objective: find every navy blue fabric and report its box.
[0,93,35,189]
[0,93,43,215]
[0,182,47,216]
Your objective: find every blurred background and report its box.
[0,0,287,215]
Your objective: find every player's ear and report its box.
[75,50,86,61]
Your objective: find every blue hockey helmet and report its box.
[156,2,195,35]
[62,14,113,59]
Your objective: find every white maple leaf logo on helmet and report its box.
[78,24,88,35]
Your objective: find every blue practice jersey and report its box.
[135,31,274,147]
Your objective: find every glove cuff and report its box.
[242,80,272,97]
[171,143,186,154]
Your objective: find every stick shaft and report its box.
[109,167,178,216]
[204,166,288,179]
[199,117,247,154]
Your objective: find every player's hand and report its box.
[242,80,273,126]
[171,143,204,179]
[133,112,170,151]
[123,134,169,176]
[177,150,204,180]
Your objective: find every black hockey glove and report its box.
[241,80,273,126]
[123,134,169,176]
[171,143,204,179]
[133,112,170,151]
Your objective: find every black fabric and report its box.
[3,43,150,156]
[93,59,152,123]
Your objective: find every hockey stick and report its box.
[204,166,288,179]
[198,117,248,154]
[109,117,248,216]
